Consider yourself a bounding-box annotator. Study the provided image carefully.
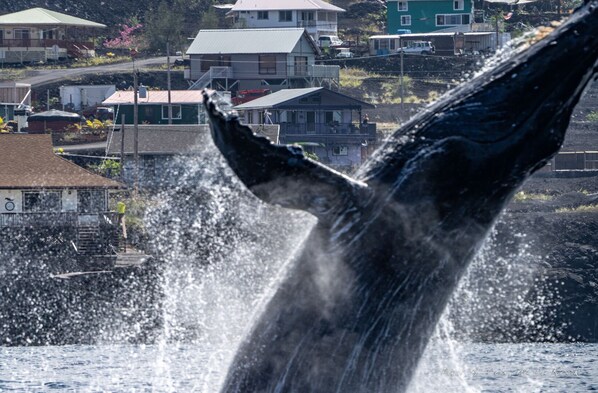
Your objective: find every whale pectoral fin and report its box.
[203,90,367,221]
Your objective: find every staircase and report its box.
[76,225,102,255]
[188,66,232,90]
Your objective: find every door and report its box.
[306,111,316,133]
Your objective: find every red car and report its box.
[232,89,271,106]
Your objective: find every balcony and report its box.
[0,212,117,227]
[0,38,93,50]
[280,122,376,144]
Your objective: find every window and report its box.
[436,14,470,26]
[162,105,182,120]
[294,56,308,76]
[401,15,412,26]
[454,0,464,10]
[332,146,348,156]
[23,191,61,212]
[279,11,292,22]
[259,55,277,74]
[77,190,106,213]
[257,11,268,20]
[13,29,30,39]
[398,1,408,11]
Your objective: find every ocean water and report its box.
[0,342,596,392]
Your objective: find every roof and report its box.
[0,134,122,189]
[0,8,106,28]
[28,109,82,121]
[230,0,345,12]
[102,90,205,105]
[233,87,375,110]
[106,125,210,155]
[187,28,316,55]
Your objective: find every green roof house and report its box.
[0,7,106,64]
[387,0,474,34]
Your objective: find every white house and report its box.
[226,0,345,41]
[185,28,339,91]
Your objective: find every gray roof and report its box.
[187,28,312,55]
[107,125,209,155]
[233,87,375,110]
[230,0,344,11]
[0,8,106,28]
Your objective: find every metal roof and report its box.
[103,90,205,105]
[0,8,106,28]
[230,0,345,12]
[107,125,209,155]
[186,28,312,55]
[233,87,374,110]
[0,134,122,189]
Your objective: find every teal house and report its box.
[387,0,473,34]
[102,90,207,125]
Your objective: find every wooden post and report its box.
[120,114,126,181]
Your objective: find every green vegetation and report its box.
[340,68,416,105]
[89,159,122,178]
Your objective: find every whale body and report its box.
[204,2,598,392]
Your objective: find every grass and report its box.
[0,67,29,82]
[513,191,553,202]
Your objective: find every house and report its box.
[102,90,208,125]
[0,82,31,130]
[185,28,339,91]
[233,87,376,169]
[0,134,123,256]
[106,124,279,189]
[60,85,116,111]
[386,0,474,34]
[369,31,499,56]
[0,7,106,64]
[226,0,345,41]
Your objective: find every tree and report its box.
[144,1,186,54]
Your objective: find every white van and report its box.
[318,35,343,48]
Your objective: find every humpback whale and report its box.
[204,1,598,392]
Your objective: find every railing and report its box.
[310,64,340,79]
[0,38,94,50]
[188,66,233,90]
[0,211,117,227]
[297,20,317,28]
[280,122,376,137]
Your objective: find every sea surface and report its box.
[0,343,596,392]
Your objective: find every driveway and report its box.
[16,57,168,87]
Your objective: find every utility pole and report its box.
[167,41,173,124]
[133,66,139,195]
[400,37,405,116]
[120,114,126,181]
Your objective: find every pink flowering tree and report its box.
[103,22,146,53]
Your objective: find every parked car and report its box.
[399,41,435,55]
[231,89,272,106]
[335,48,354,58]
[81,106,114,121]
[318,35,343,48]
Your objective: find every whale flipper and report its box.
[204,92,368,222]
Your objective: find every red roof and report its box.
[102,90,205,105]
[0,134,123,189]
